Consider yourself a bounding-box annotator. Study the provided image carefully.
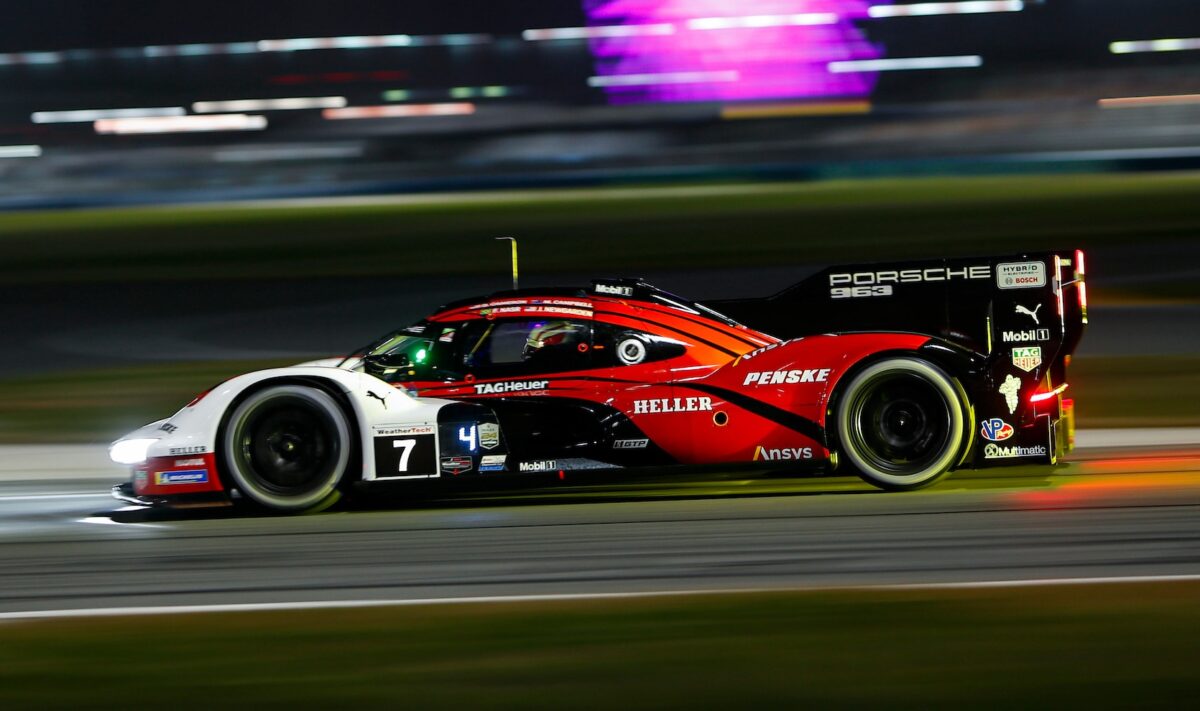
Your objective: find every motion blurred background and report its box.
[2,0,1199,440]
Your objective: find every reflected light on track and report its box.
[868,1,1023,18]
[1099,94,1200,109]
[1110,38,1200,54]
[32,107,186,123]
[322,103,476,120]
[193,97,347,113]
[0,145,42,159]
[829,55,983,72]
[94,114,268,135]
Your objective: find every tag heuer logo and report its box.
[478,422,500,450]
[1011,347,1042,373]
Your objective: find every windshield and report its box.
[351,322,460,382]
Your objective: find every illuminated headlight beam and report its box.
[523,24,674,41]
[868,1,1024,18]
[32,107,186,124]
[829,55,983,73]
[0,145,41,159]
[1110,38,1200,54]
[588,71,740,88]
[192,97,347,113]
[109,438,157,465]
[94,114,268,135]
[321,103,476,120]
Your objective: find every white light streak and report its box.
[829,55,983,72]
[687,13,839,30]
[94,114,268,135]
[321,103,476,120]
[192,97,347,113]
[1110,37,1200,54]
[588,70,740,87]
[523,24,675,41]
[868,1,1024,18]
[32,107,186,124]
[0,145,41,159]
[1098,94,1200,109]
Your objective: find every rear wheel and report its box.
[222,384,352,513]
[835,358,968,491]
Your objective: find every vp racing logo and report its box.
[980,418,1014,442]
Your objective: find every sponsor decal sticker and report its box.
[752,445,814,461]
[980,418,1014,442]
[439,328,456,343]
[830,265,990,291]
[997,262,1046,289]
[594,283,634,297]
[158,422,178,434]
[373,424,436,436]
[155,469,209,485]
[999,374,1021,415]
[738,340,789,362]
[440,456,473,475]
[613,438,649,449]
[474,380,549,395]
[1011,347,1042,373]
[478,422,500,450]
[743,369,831,386]
[1002,329,1050,343]
[173,458,205,467]
[480,454,507,466]
[984,443,1048,459]
[168,446,206,456]
[519,460,557,472]
[1014,304,1043,325]
[633,397,713,414]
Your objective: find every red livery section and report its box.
[133,453,223,497]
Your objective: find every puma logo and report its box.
[1015,304,1042,324]
[367,391,388,409]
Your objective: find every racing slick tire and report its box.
[834,357,969,491]
[221,384,353,513]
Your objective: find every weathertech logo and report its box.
[474,380,549,395]
[743,369,831,386]
[984,443,1047,459]
[633,397,712,414]
[753,446,814,461]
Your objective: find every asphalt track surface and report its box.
[1,437,1198,616]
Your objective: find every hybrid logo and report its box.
[997,262,1046,289]
[474,380,549,395]
[1002,329,1050,343]
[980,418,1014,442]
[743,369,831,386]
[984,443,1047,459]
[633,397,713,414]
[519,460,557,472]
[753,446,814,461]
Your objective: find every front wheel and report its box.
[835,358,968,491]
[222,384,353,513]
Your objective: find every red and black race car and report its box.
[112,251,1086,511]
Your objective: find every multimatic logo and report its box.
[752,446,814,461]
[743,369,831,386]
[984,443,1047,459]
[1002,329,1050,343]
[633,397,713,414]
[473,380,549,395]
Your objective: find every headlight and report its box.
[109,438,158,465]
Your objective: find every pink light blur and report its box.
[583,0,890,104]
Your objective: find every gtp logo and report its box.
[980,418,1014,442]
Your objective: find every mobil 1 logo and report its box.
[373,425,438,478]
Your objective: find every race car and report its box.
[111,250,1087,513]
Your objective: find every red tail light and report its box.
[1030,383,1069,404]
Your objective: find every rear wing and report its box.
[707,251,1088,359]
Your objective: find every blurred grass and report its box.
[1,583,1197,708]
[0,355,1195,444]
[3,172,1200,283]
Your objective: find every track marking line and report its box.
[0,493,113,502]
[75,516,166,530]
[2,574,1199,621]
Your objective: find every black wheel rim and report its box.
[848,372,952,475]
[234,395,342,496]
